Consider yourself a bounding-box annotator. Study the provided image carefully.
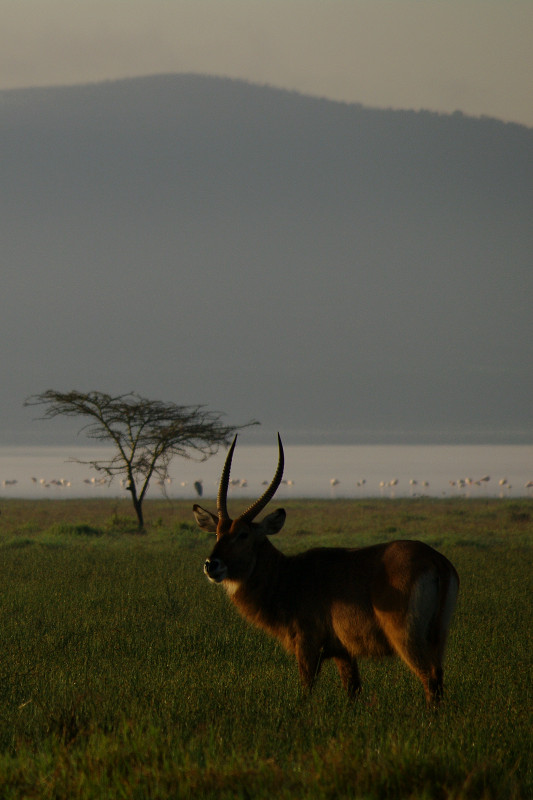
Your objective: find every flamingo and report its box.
[388,478,399,498]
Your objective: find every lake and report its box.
[0,444,532,500]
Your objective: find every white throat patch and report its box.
[224,579,241,597]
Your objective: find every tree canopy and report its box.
[25,390,258,529]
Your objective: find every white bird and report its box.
[330,478,340,487]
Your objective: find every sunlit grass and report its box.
[0,498,531,798]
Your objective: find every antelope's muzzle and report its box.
[204,557,227,583]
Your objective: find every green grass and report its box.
[0,498,531,798]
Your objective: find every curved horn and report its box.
[217,434,238,521]
[239,434,284,523]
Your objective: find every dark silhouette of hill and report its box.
[2,74,532,443]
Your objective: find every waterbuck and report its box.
[193,435,459,704]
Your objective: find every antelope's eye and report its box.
[236,530,249,541]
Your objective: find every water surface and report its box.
[0,445,531,500]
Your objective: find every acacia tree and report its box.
[25,390,258,529]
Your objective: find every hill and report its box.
[2,74,532,443]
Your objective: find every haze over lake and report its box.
[1,445,531,501]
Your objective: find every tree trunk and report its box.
[132,497,145,531]
[127,482,145,531]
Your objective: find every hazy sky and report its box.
[1,0,532,127]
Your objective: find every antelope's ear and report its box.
[193,504,218,533]
[258,508,286,536]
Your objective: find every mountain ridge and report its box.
[2,74,532,444]
[4,72,532,131]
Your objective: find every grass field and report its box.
[0,497,531,799]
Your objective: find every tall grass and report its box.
[0,498,531,798]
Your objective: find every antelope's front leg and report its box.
[334,655,362,699]
[295,639,324,694]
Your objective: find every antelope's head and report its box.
[193,435,286,585]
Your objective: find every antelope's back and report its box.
[286,539,457,607]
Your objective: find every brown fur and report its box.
[194,506,459,704]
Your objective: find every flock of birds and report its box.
[2,474,533,497]
[329,476,533,496]
[333,475,533,496]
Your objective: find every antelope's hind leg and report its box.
[384,628,444,705]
